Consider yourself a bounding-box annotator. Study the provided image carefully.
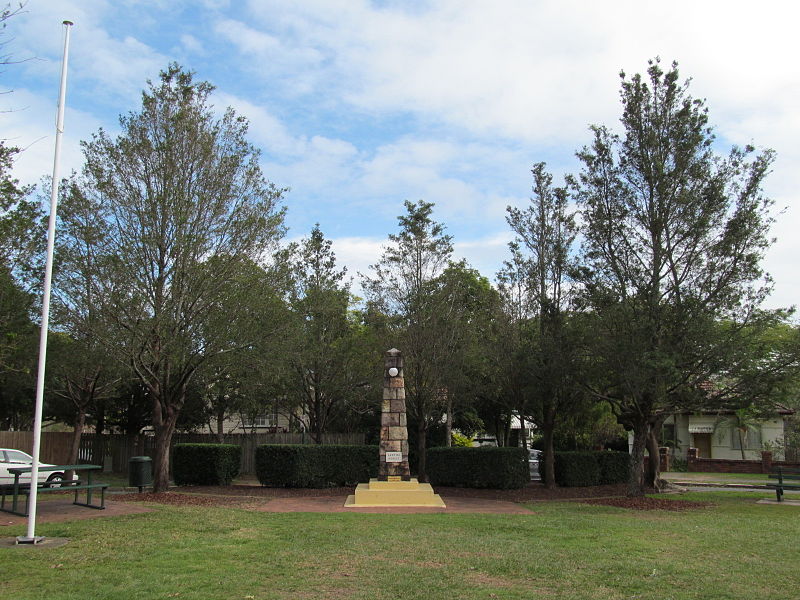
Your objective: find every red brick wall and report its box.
[685,449,800,473]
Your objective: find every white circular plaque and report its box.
[388,367,399,377]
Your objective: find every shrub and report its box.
[552,451,631,486]
[426,447,529,489]
[670,457,688,472]
[553,451,601,487]
[451,432,474,447]
[596,451,631,484]
[255,444,378,487]
[173,443,241,486]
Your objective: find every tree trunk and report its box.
[519,413,527,450]
[151,391,181,493]
[738,429,746,460]
[627,419,648,497]
[445,397,453,447]
[216,407,225,443]
[312,393,323,444]
[66,408,86,480]
[645,428,661,491]
[92,399,106,466]
[152,423,176,493]
[417,419,428,482]
[542,422,556,489]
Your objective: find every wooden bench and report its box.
[767,467,800,502]
[0,464,108,517]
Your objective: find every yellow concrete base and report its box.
[343,478,446,508]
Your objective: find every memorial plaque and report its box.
[385,451,402,463]
[387,476,401,482]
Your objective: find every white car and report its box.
[0,448,71,485]
[529,449,542,480]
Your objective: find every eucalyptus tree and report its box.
[501,162,584,488]
[76,64,286,491]
[575,59,785,495]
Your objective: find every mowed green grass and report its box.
[2,492,798,600]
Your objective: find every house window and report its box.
[731,426,762,450]
[243,414,277,429]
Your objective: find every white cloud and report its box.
[0,88,104,187]
[5,0,797,309]
[26,3,165,100]
[179,34,204,55]
[331,236,385,278]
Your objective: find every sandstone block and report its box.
[388,426,408,440]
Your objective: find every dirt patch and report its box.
[159,485,356,498]
[0,500,153,526]
[436,482,628,502]
[113,492,254,508]
[112,482,704,513]
[161,482,628,502]
[580,497,714,511]
[464,571,513,588]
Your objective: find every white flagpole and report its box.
[18,19,74,545]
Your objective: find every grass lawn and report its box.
[2,491,798,600]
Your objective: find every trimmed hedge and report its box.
[596,451,631,484]
[255,444,378,488]
[173,443,241,486]
[553,451,630,487]
[426,447,529,489]
[553,451,601,487]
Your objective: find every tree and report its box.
[194,255,293,440]
[77,64,286,491]
[502,162,585,488]
[0,142,40,427]
[434,261,497,447]
[47,176,123,463]
[283,225,374,443]
[574,59,789,496]
[1,2,29,95]
[365,200,468,481]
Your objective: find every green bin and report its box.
[129,456,153,491]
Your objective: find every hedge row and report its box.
[173,443,241,486]
[426,447,529,489]
[255,444,379,487]
[550,451,630,487]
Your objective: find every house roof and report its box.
[678,403,795,417]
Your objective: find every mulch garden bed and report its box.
[111,482,711,511]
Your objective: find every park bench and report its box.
[767,467,800,502]
[0,464,109,517]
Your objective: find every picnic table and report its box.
[0,464,108,517]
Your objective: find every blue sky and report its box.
[3,0,799,308]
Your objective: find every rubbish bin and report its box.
[129,456,153,492]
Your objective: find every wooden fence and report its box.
[0,431,74,465]
[1,431,365,475]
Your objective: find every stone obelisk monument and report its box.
[344,348,445,507]
[379,348,411,481]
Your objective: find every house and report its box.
[661,405,794,460]
[216,410,292,435]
